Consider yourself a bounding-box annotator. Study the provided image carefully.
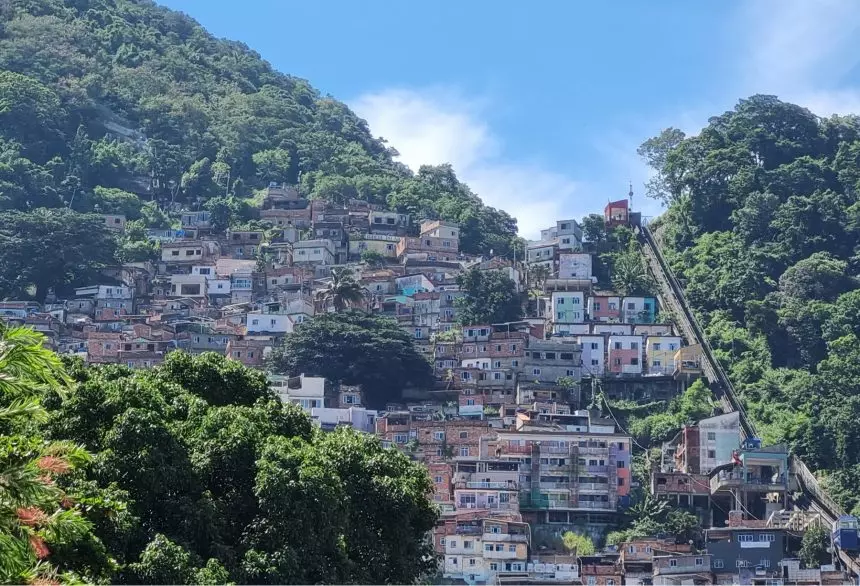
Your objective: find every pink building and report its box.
[587,295,621,322]
[608,334,642,375]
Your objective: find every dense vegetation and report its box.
[641,94,860,513]
[269,311,434,409]
[0,0,520,295]
[0,329,437,584]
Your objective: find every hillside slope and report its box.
[0,0,518,255]
[641,95,860,513]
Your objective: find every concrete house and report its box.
[645,335,682,375]
[291,239,335,266]
[588,295,621,322]
[551,291,585,324]
[608,334,643,375]
[578,334,606,377]
[622,296,657,324]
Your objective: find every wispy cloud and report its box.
[351,88,576,240]
[739,0,860,115]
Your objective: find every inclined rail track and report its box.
[638,225,860,577]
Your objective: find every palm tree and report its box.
[315,267,367,312]
[0,326,92,584]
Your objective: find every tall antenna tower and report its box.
[628,181,634,212]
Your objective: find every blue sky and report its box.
[162,0,860,238]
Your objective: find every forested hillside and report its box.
[641,95,860,513]
[0,0,518,265]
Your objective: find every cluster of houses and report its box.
[1,192,845,584]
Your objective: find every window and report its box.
[591,359,599,365]
[508,544,516,552]
[532,368,541,376]
[617,461,625,469]
[171,250,180,256]
[493,372,502,380]
[485,544,493,552]
[252,319,260,326]
[653,342,661,350]
[466,399,475,406]
[614,358,621,366]
[627,302,635,310]
[713,559,724,569]
[434,475,443,483]
[695,557,703,566]
[653,360,662,367]
[185,249,195,256]
[707,432,716,441]
[449,540,457,548]
[490,525,501,534]
[594,302,601,310]
[510,344,517,352]
[708,450,716,459]
[669,559,677,567]
[460,447,469,457]
[464,540,473,550]
[434,431,445,440]
[557,297,565,305]
[587,578,596,586]
[759,559,770,568]
[630,341,639,350]
[512,360,519,367]
[489,563,498,571]
[630,357,639,365]
[495,544,504,552]
[468,558,476,566]
[628,545,636,553]
[394,434,407,443]
[614,342,622,349]
[737,560,749,568]
[606,580,614,586]
[460,431,468,439]
[591,342,599,350]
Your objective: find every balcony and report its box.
[519,496,574,510]
[584,465,610,474]
[576,500,613,510]
[577,482,610,492]
[710,471,787,493]
[503,444,532,454]
[454,525,483,535]
[484,549,524,560]
[458,481,519,490]
[483,533,529,543]
[540,481,570,489]
[578,446,610,455]
[541,446,571,455]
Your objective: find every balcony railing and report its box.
[578,446,610,455]
[482,533,529,543]
[459,481,519,490]
[710,472,787,493]
[541,446,571,454]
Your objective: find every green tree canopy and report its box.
[455,267,523,325]
[269,311,433,408]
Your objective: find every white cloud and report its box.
[351,88,577,239]
[739,0,860,115]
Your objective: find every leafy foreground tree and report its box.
[455,267,523,325]
[37,350,438,584]
[798,524,831,569]
[0,326,104,585]
[269,311,433,408]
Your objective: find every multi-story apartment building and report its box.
[443,519,529,584]
[484,430,632,526]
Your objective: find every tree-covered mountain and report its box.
[0,0,518,256]
[641,95,860,513]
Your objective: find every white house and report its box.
[292,239,335,265]
[558,253,592,279]
[578,335,605,376]
[246,312,294,335]
[311,407,378,433]
[269,374,325,412]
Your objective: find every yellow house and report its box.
[645,335,683,375]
